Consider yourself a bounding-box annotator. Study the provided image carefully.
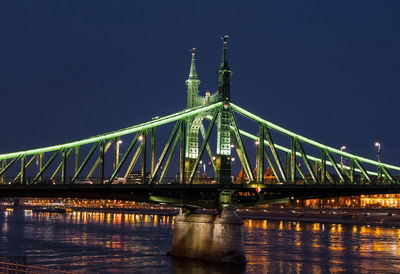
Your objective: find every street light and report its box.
[340,145,346,169]
[375,141,381,162]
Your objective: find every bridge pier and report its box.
[170,205,245,264]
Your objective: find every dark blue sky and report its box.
[1,1,400,167]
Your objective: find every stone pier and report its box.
[170,205,245,264]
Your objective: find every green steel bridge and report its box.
[1,37,399,209]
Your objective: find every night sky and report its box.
[1,1,400,169]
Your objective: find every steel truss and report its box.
[0,102,399,187]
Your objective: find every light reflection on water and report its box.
[244,219,400,273]
[1,210,400,273]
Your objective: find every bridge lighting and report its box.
[118,140,123,144]
[138,135,143,141]
[230,144,234,148]
[340,145,346,170]
[212,156,216,161]
[231,157,235,162]
[375,141,382,163]
[255,141,260,145]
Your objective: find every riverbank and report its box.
[3,205,400,228]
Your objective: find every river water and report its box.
[1,209,400,273]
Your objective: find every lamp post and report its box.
[375,141,382,180]
[340,145,346,170]
[375,141,381,163]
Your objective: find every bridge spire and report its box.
[218,35,231,102]
[186,48,200,109]
[189,48,197,79]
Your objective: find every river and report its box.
[1,209,400,273]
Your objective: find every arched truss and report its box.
[186,110,215,159]
[0,101,399,187]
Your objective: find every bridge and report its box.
[1,36,399,210]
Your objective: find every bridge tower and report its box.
[184,37,232,184]
[215,35,232,184]
[184,49,201,182]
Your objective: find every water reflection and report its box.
[171,256,246,274]
[243,219,400,273]
[1,210,400,273]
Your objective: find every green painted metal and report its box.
[86,140,113,179]
[109,132,141,184]
[141,131,147,183]
[39,153,44,181]
[71,142,99,183]
[216,109,232,184]
[114,137,120,178]
[263,148,280,184]
[230,112,253,182]
[124,137,144,180]
[74,148,79,174]
[14,154,36,182]
[160,129,180,183]
[218,35,231,102]
[231,103,400,172]
[150,121,181,184]
[2,37,399,190]
[0,103,222,161]
[214,117,380,178]
[313,161,318,179]
[1,159,5,183]
[317,160,334,184]
[296,139,318,184]
[151,128,156,174]
[231,133,249,183]
[186,48,200,109]
[51,148,73,180]
[20,155,26,183]
[320,150,326,183]
[382,166,394,183]
[354,159,371,182]
[264,126,287,182]
[256,123,264,184]
[296,162,308,184]
[179,122,185,183]
[61,147,67,184]
[325,150,345,183]
[33,150,60,182]
[285,152,290,181]
[0,156,21,178]
[200,124,217,173]
[349,159,355,183]
[99,140,105,184]
[290,137,296,183]
[189,111,219,184]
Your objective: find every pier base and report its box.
[170,205,245,264]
